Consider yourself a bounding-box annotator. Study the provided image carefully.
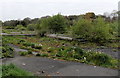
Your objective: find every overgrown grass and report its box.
[2,40,14,58]
[54,47,119,69]
[1,63,33,77]
[2,36,119,69]
[19,51,28,56]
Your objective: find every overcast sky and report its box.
[0,0,119,21]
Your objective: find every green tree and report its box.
[36,17,50,36]
[36,14,67,36]
[70,17,114,43]
[92,17,114,42]
[48,14,67,33]
[27,24,36,31]
[15,25,26,30]
[71,18,93,40]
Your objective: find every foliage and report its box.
[109,21,118,36]
[2,36,119,69]
[15,25,26,30]
[85,12,96,19]
[36,53,41,56]
[55,46,118,68]
[27,50,32,54]
[71,17,114,43]
[19,51,28,56]
[36,18,49,36]
[2,42,14,58]
[22,17,31,26]
[2,63,33,76]
[92,17,114,42]
[47,14,67,33]
[71,18,93,39]
[36,14,67,36]
[27,24,35,31]
[36,53,48,57]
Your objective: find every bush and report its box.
[91,17,114,43]
[18,39,26,44]
[47,47,54,53]
[71,18,93,39]
[36,53,48,57]
[56,46,117,68]
[93,53,111,65]
[15,25,26,30]
[27,50,32,54]
[19,51,28,56]
[85,52,112,66]
[41,53,48,57]
[48,14,67,33]
[71,17,114,43]
[22,42,34,47]
[36,53,41,56]
[36,14,67,35]
[2,44,14,58]
[20,46,27,49]
[109,21,118,36]
[27,24,35,31]
[36,18,49,36]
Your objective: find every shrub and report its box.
[47,14,67,33]
[56,47,82,58]
[47,47,54,53]
[74,47,85,56]
[109,21,118,36]
[27,24,35,31]
[22,42,34,47]
[36,53,41,56]
[2,44,14,58]
[19,51,28,56]
[32,44,42,49]
[71,18,93,39]
[71,17,114,43]
[90,52,112,65]
[27,50,32,54]
[20,46,27,49]
[15,25,26,30]
[41,53,48,57]
[91,17,114,43]
[36,14,67,35]
[18,39,26,44]
[36,18,49,36]
[36,53,48,57]
[19,39,26,43]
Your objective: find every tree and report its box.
[48,14,67,33]
[27,24,36,31]
[0,20,2,26]
[70,17,114,43]
[36,14,67,36]
[71,18,93,39]
[21,17,31,26]
[3,20,18,26]
[92,17,114,42]
[36,18,50,36]
[30,18,39,24]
